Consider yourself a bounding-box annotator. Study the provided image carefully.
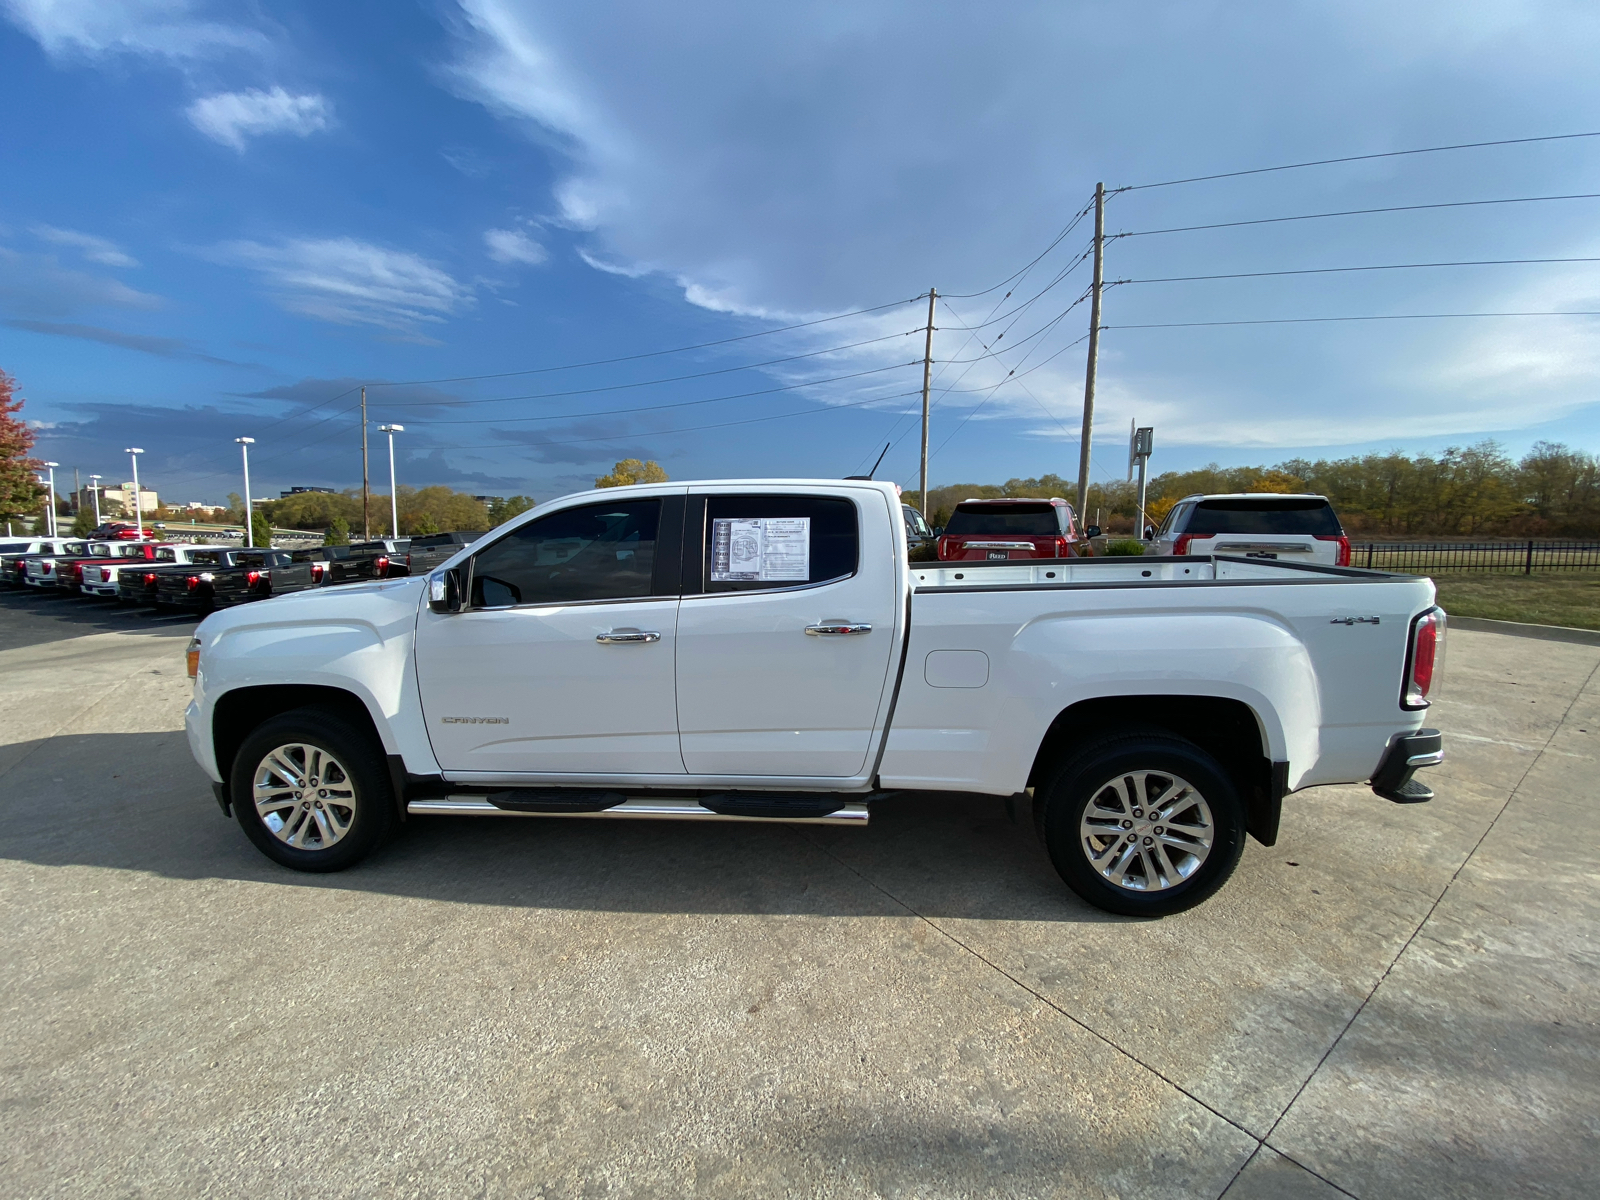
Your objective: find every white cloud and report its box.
[483,227,547,266]
[1,0,267,61]
[187,88,331,151]
[31,225,137,267]
[210,237,474,332]
[0,246,159,317]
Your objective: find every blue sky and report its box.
[2,1,1599,507]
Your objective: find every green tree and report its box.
[71,508,96,537]
[595,459,668,488]
[408,512,440,536]
[487,494,535,524]
[0,370,44,525]
[395,485,490,534]
[325,516,350,547]
[251,510,272,547]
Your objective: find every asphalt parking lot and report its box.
[0,589,1595,1199]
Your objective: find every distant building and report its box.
[74,482,157,516]
[281,486,336,497]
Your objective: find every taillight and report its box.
[143,572,157,585]
[1053,536,1069,557]
[311,562,325,582]
[1404,608,1447,707]
[73,562,85,580]
[1317,534,1352,566]
[246,570,261,587]
[1173,534,1195,555]
[185,575,199,591]
[375,554,390,576]
[405,553,413,568]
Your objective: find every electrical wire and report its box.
[940,194,1097,300]
[1119,256,1600,284]
[1118,130,1600,192]
[1105,310,1600,330]
[1117,193,1600,238]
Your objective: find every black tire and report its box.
[230,706,395,872]
[1040,731,1245,917]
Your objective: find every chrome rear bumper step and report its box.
[408,795,871,826]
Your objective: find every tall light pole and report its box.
[42,462,59,536]
[89,474,102,526]
[235,437,256,548]
[378,424,403,537]
[124,448,145,539]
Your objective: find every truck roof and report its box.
[1175,493,1329,502]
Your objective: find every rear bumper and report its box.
[1371,728,1442,803]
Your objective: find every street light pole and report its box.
[235,437,256,548]
[89,474,102,526]
[378,424,404,537]
[125,448,145,539]
[42,462,59,536]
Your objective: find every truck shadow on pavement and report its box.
[0,730,1124,924]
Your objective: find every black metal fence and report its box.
[1353,541,1600,574]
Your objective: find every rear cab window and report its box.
[695,494,859,593]
[1186,498,1343,537]
[945,503,1062,536]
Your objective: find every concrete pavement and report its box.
[0,597,1594,1198]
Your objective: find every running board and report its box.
[408,794,871,826]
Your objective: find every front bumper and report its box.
[1371,728,1443,803]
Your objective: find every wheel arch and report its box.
[1026,694,1287,846]
[212,685,401,818]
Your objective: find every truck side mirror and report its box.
[1144,525,1156,540]
[1084,525,1102,539]
[933,526,944,536]
[429,566,464,613]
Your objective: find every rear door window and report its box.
[470,499,662,608]
[1185,498,1343,536]
[697,495,858,593]
[945,503,1060,536]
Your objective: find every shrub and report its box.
[1103,539,1148,557]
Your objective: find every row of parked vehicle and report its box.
[0,524,481,613]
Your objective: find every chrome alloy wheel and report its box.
[1078,769,1215,893]
[252,743,357,850]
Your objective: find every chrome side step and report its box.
[408,795,871,826]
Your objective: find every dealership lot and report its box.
[0,592,1594,1198]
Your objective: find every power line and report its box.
[1117,130,1600,192]
[1120,256,1600,284]
[1117,192,1600,238]
[370,330,920,411]
[941,194,1097,300]
[425,389,927,453]
[363,295,925,389]
[419,362,921,426]
[1106,310,1600,330]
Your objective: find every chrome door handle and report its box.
[805,622,872,636]
[596,629,660,644]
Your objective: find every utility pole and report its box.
[918,288,937,517]
[1075,182,1105,521]
[360,385,370,541]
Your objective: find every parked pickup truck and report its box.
[0,539,49,586]
[184,479,1445,917]
[404,531,482,576]
[19,541,90,588]
[154,549,288,612]
[210,550,320,607]
[117,545,217,604]
[1148,494,1352,566]
[52,541,160,595]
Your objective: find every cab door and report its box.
[673,489,900,778]
[415,493,686,776]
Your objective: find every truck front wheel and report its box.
[1040,732,1245,917]
[230,707,394,872]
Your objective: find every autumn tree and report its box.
[595,459,668,488]
[0,370,44,526]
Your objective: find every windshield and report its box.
[946,503,1060,536]
[1184,498,1343,537]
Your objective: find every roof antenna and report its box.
[847,443,891,481]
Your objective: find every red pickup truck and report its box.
[937,497,1090,561]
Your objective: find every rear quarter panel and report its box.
[879,571,1436,795]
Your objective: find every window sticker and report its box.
[710,517,810,582]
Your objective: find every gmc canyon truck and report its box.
[184,480,1445,917]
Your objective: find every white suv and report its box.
[1148,494,1351,566]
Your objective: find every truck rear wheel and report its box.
[1040,732,1245,917]
[230,707,394,872]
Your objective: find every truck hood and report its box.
[194,576,426,641]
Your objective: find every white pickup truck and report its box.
[184,479,1444,916]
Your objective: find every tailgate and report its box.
[1193,534,1330,563]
